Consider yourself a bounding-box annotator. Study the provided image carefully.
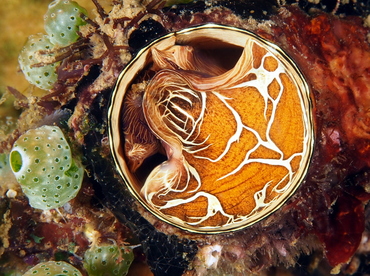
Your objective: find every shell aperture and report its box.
[109,24,314,233]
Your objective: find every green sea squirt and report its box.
[83,243,134,276]
[44,0,88,46]
[9,125,84,210]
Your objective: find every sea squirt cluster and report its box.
[18,0,87,90]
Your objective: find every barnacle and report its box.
[9,125,84,210]
[22,261,82,276]
[83,243,134,276]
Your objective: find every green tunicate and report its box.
[83,244,134,276]
[44,0,88,46]
[18,34,60,90]
[9,125,84,210]
[22,261,82,276]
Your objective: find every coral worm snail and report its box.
[109,24,314,233]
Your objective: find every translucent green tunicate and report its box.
[83,244,134,276]
[22,261,82,276]
[9,125,84,210]
[44,0,88,46]
[18,34,60,90]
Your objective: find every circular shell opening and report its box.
[108,24,314,234]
